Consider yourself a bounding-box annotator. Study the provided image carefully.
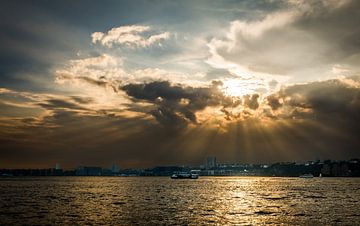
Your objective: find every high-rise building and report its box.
[205,156,217,169]
[55,163,61,170]
[53,163,63,176]
[111,163,120,173]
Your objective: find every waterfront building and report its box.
[75,166,102,176]
[111,163,120,173]
[205,156,217,169]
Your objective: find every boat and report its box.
[299,173,314,178]
[171,171,199,179]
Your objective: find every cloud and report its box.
[37,98,90,111]
[121,80,240,126]
[54,52,360,135]
[55,54,127,94]
[264,76,360,128]
[0,109,158,168]
[206,0,359,82]
[5,92,92,112]
[55,54,204,89]
[1,76,360,168]
[243,94,259,110]
[70,96,94,104]
[266,94,283,110]
[268,79,278,89]
[55,54,124,82]
[91,25,170,48]
[131,68,190,84]
[117,75,360,131]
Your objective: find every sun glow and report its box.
[222,79,262,97]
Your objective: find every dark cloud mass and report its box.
[243,94,259,110]
[121,80,239,126]
[266,94,282,110]
[274,78,360,132]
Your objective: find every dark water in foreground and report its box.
[0,177,359,225]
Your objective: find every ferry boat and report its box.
[299,173,314,178]
[171,171,199,179]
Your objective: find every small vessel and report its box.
[299,173,314,178]
[171,171,199,179]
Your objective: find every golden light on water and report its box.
[3,176,358,225]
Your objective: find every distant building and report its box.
[205,156,217,169]
[55,163,61,170]
[53,163,63,176]
[321,163,331,176]
[111,163,120,173]
[75,166,102,176]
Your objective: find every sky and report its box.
[0,0,360,168]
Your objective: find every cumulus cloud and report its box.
[55,54,127,94]
[91,25,170,48]
[264,76,360,127]
[207,0,359,82]
[266,94,283,110]
[55,54,205,90]
[121,80,240,126]
[243,94,260,110]
[55,54,124,81]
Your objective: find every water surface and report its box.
[0,177,359,225]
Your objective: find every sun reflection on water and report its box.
[0,177,359,225]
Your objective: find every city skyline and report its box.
[1,158,359,178]
[1,0,360,168]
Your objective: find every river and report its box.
[0,176,359,225]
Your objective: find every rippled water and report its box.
[0,177,359,225]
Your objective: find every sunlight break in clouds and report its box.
[92,25,170,48]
